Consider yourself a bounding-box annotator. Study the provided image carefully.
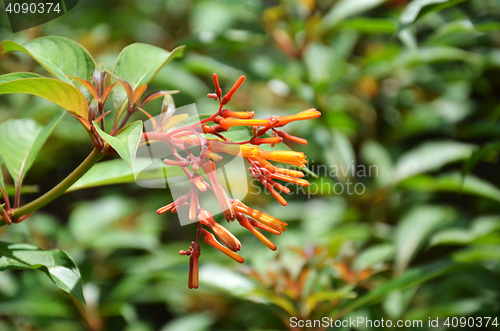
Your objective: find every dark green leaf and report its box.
[462,141,500,178]
[0,242,85,304]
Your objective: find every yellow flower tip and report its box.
[232,200,286,232]
[275,108,321,127]
[260,150,307,166]
[275,166,305,178]
[208,141,260,158]
[201,149,224,162]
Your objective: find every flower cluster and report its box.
[149,74,320,289]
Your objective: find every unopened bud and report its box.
[93,63,106,97]
[88,98,99,122]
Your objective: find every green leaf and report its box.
[400,0,467,29]
[112,44,184,122]
[0,74,88,117]
[160,314,215,331]
[67,158,185,192]
[400,172,500,203]
[337,18,399,34]
[353,244,395,272]
[303,32,357,89]
[94,121,143,168]
[321,0,386,31]
[0,242,85,304]
[394,205,454,274]
[0,112,64,187]
[393,141,475,184]
[330,261,473,319]
[360,140,394,187]
[452,246,500,263]
[462,141,500,178]
[430,216,500,247]
[0,155,4,190]
[3,37,96,99]
[4,184,38,196]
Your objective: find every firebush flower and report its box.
[150,73,320,288]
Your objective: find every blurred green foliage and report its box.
[1,0,500,330]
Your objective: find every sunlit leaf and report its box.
[400,172,500,203]
[0,74,88,117]
[354,244,395,272]
[430,216,500,246]
[0,242,85,304]
[400,0,467,29]
[321,0,386,31]
[393,141,475,183]
[0,112,64,187]
[112,44,184,122]
[394,205,454,274]
[3,37,96,100]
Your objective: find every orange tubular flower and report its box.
[188,242,201,289]
[219,118,270,131]
[249,157,276,173]
[270,173,310,186]
[201,149,224,162]
[232,200,287,233]
[236,213,277,251]
[221,109,255,119]
[274,166,305,178]
[274,108,321,127]
[208,141,260,158]
[259,150,307,167]
[269,179,291,193]
[191,174,208,192]
[263,182,287,206]
[155,72,321,289]
[198,210,241,252]
[249,136,283,145]
[212,73,222,98]
[221,75,245,105]
[275,130,308,145]
[202,229,245,263]
[201,161,236,221]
